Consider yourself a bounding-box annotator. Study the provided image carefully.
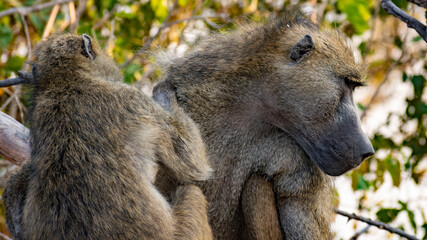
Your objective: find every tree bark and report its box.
[0,112,30,165]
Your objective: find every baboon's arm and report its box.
[172,185,213,240]
[241,174,283,240]
[3,165,30,240]
[276,195,332,240]
[153,86,211,183]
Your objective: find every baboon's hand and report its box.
[153,83,178,112]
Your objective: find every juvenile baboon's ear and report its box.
[82,34,96,60]
[290,34,314,62]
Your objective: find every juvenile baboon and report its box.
[154,12,374,239]
[3,33,212,240]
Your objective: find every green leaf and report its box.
[356,173,370,190]
[0,23,12,49]
[151,0,168,22]
[411,75,425,99]
[376,208,401,223]
[178,0,188,7]
[5,56,26,72]
[385,156,401,187]
[28,13,43,35]
[337,0,371,34]
[123,63,140,84]
[399,201,417,232]
[358,41,367,56]
[402,72,408,82]
[115,11,136,19]
[357,102,365,111]
[394,36,403,49]
[412,36,422,42]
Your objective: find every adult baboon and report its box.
[3,33,212,240]
[154,12,374,240]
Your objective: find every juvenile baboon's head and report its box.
[32,33,121,87]
[259,15,374,176]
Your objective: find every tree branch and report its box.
[334,208,418,240]
[0,0,78,18]
[381,0,427,42]
[0,111,30,165]
[350,225,371,239]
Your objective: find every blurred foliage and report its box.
[0,0,426,239]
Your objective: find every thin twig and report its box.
[0,0,78,18]
[120,14,229,68]
[69,0,87,32]
[0,232,12,240]
[42,4,60,39]
[120,1,178,69]
[12,86,25,122]
[363,0,381,61]
[69,2,76,24]
[350,225,371,239]
[0,94,15,112]
[93,5,119,30]
[381,0,427,41]
[360,29,409,120]
[20,14,31,58]
[334,209,418,240]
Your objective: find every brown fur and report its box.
[241,175,283,240]
[3,33,212,240]
[154,12,373,240]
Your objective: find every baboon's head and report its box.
[32,33,121,86]
[157,13,374,176]
[260,16,374,176]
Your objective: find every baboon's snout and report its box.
[356,134,375,163]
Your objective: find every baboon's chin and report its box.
[310,151,356,176]
[291,137,367,176]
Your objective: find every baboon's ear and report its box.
[82,34,96,60]
[290,34,314,62]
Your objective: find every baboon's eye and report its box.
[344,77,364,91]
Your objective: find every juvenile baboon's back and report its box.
[3,33,212,240]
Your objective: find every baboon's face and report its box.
[265,33,374,176]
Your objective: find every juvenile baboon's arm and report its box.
[3,165,30,240]
[153,85,211,183]
[241,174,283,240]
[172,185,213,240]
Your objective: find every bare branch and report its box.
[42,4,60,40]
[0,232,12,240]
[335,209,418,240]
[69,0,87,32]
[0,0,78,18]
[350,225,371,239]
[381,0,427,41]
[0,77,29,88]
[406,0,427,8]
[93,5,119,30]
[20,14,31,58]
[0,111,30,165]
